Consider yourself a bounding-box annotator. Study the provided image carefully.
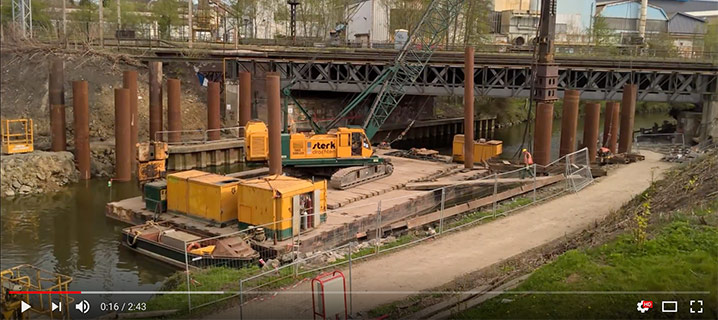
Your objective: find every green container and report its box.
[144,180,167,213]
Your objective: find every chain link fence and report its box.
[172,148,593,315]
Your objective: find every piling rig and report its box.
[245,0,465,189]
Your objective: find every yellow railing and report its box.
[1,264,74,319]
[1,119,34,154]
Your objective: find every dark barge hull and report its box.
[121,231,257,269]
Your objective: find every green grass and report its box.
[455,219,718,319]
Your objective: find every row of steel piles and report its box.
[49,59,256,182]
[534,85,637,164]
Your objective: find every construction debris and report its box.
[386,148,452,163]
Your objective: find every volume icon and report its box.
[75,300,90,314]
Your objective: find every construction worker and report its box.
[521,149,534,179]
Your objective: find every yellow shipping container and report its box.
[187,174,241,224]
[167,170,210,214]
[452,134,503,163]
[238,175,327,241]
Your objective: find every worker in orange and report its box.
[521,148,534,179]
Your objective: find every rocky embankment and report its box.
[1,151,79,197]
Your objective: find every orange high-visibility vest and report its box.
[523,151,534,165]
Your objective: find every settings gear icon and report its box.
[637,301,650,313]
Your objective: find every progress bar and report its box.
[9,291,711,295]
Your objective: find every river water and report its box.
[0,113,671,316]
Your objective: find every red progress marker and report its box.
[9,291,82,294]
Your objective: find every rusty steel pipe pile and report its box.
[267,72,282,176]
[167,78,182,143]
[533,103,554,166]
[73,81,90,180]
[239,71,252,137]
[123,70,139,173]
[618,84,637,153]
[49,58,67,151]
[583,102,601,162]
[114,88,131,181]
[149,62,163,141]
[559,89,580,157]
[464,47,475,169]
[207,81,221,141]
[603,101,620,153]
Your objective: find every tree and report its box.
[647,32,677,58]
[705,20,718,59]
[105,0,146,30]
[71,0,98,39]
[590,15,613,46]
[151,0,181,39]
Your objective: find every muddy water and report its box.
[0,162,251,318]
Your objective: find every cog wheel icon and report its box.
[637,301,649,313]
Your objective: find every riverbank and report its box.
[1,151,78,196]
[370,149,717,319]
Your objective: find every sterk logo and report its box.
[312,141,336,150]
[637,300,653,313]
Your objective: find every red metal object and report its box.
[115,88,131,181]
[123,70,139,174]
[583,102,601,162]
[603,101,620,153]
[49,58,66,151]
[311,271,348,320]
[267,72,282,176]
[239,71,252,137]
[533,102,554,165]
[167,78,182,143]
[149,61,163,141]
[73,81,90,180]
[618,84,637,153]
[207,81,221,141]
[464,46,474,169]
[559,89,580,157]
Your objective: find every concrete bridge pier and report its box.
[699,93,718,142]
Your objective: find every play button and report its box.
[21,301,31,313]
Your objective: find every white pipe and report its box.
[639,0,648,39]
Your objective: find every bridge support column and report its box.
[167,79,182,143]
[700,93,718,142]
[207,81,221,141]
[618,84,637,153]
[583,102,601,163]
[149,61,163,141]
[559,89,580,157]
[464,46,474,169]
[114,88,131,182]
[533,102,554,166]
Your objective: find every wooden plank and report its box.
[405,175,564,229]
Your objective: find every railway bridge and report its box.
[208,49,718,104]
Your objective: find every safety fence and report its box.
[173,148,593,316]
[155,126,243,145]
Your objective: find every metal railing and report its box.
[174,148,594,316]
[155,126,243,145]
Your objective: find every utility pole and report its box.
[531,0,558,165]
[11,0,33,38]
[117,0,121,30]
[188,0,193,48]
[99,0,104,47]
[288,0,299,44]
